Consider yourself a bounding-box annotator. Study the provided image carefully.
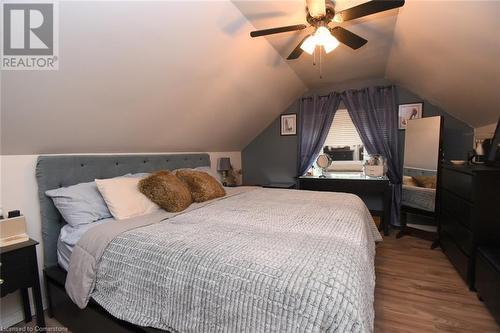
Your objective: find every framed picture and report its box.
[280,113,297,136]
[398,103,423,130]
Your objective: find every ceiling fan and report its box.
[250,0,405,60]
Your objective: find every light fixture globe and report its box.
[300,26,340,55]
[314,26,339,53]
[300,35,317,55]
[314,26,331,43]
[322,35,339,53]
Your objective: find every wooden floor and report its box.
[8,234,499,333]
[375,232,499,332]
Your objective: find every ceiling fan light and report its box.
[323,35,340,53]
[300,35,317,55]
[314,26,331,45]
[333,13,343,23]
[313,26,339,53]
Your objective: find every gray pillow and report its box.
[46,181,112,227]
[46,172,150,226]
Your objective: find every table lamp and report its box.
[217,157,231,186]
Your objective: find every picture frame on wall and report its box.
[280,113,297,136]
[398,103,423,130]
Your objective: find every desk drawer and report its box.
[1,265,34,296]
[0,246,36,296]
[441,190,473,228]
[298,178,389,193]
[441,211,474,255]
[441,168,473,202]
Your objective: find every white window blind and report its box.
[323,109,363,147]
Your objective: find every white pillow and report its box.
[173,167,222,184]
[95,177,159,220]
[195,167,223,184]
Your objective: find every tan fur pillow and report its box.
[138,171,192,212]
[413,176,437,189]
[175,169,226,202]
[403,176,419,187]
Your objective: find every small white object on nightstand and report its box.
[0,216,29,247]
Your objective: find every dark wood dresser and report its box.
[439,163,500,289]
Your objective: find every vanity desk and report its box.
[298,173,391,235]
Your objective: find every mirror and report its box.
[398,116,442,237]
[316,154,332,178]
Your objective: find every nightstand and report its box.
[0,239,45,327]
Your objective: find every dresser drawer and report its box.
[441,190,473,228]
[440,211,474,255]
[441,168,473,202]
[441,232,470,284]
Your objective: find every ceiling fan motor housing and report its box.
[306,6,335,27]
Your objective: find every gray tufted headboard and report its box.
[36,153,210,268]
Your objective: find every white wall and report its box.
[475,122,498,141]
[1,1,306,155]
[0,151,241,329]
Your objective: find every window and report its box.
[323,109,363,150]
[312,109,365,173]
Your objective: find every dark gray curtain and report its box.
[342,86,402,226]
[298,93,342,176]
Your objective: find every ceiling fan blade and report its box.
[336,0,404,22]
[330,27,367,49]
[306,0,326,18]
[287,35,310,60]
[250,24,307,38]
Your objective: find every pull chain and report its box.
[319,46,322,79]
[311,46,324,79]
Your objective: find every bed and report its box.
[37,154,381,333]
[397,167,438,239]
[401,167,437,212]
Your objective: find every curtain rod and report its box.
[300,85,394,100]
[300,94,330,100]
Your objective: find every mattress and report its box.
[57,238,72,271]
[57,217,115,270]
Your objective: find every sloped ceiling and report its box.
[236,0,500,127]
[0,1,306,154]
[2,1,498,156]
[386,0,500,127]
